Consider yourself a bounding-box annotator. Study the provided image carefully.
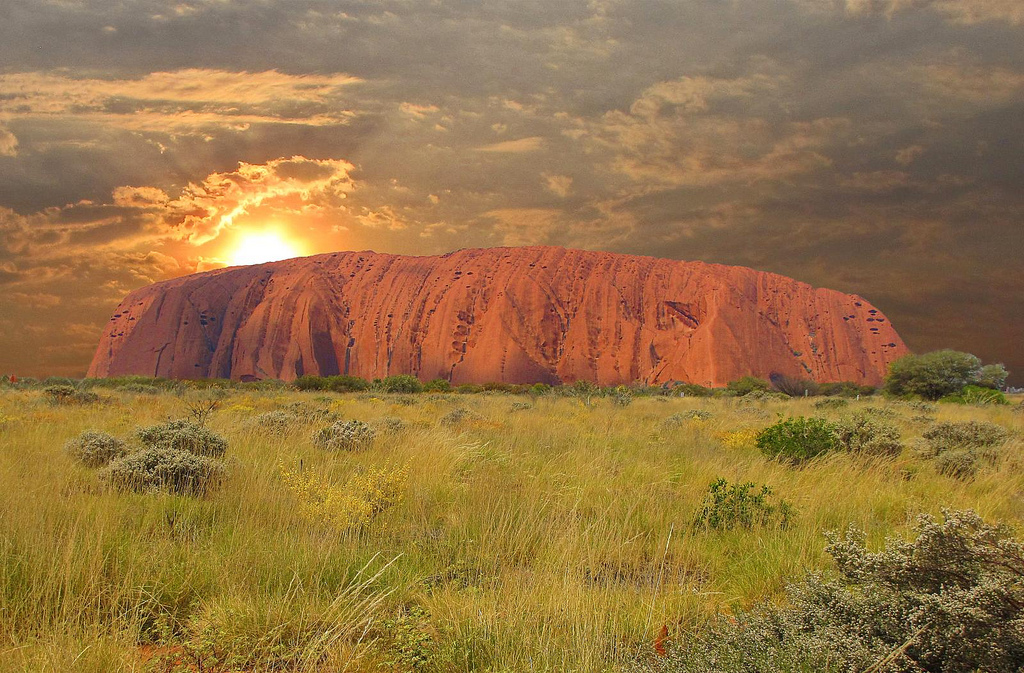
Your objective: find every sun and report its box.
[229,231,304,266]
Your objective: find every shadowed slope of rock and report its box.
[88,246,908,386]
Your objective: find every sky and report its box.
[0,0,1021,384]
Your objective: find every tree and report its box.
[975,363,1009,390]
[884,350,982,400]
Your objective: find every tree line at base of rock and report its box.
[1,349,1012,405]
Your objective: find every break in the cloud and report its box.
[0,0,1021,383]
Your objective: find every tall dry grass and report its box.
[0,388,1021,671]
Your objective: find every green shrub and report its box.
[312,420,376,451]
[378,607,448,672]
[832,412,903,457]
[378,375,424,394]
[283,401,339,424]
[440,408,475,427]
[481,381,520,394]
[918,421,1008,481]
[64,430,128,467]
[813,398,848,410]
[898,400,937,413]
[921,420,1009,454]
[738,389,787,402]
[671,383,714,397]
[509,401,533,412]
[100,447,225,495]
[422,378,452,393]
[293,374,369,393]
[940,385,1009,406]
[935,449,980,480]
[726,376,771,396]
[119,383,162,395]
[818,381,877,397]
[565,380,599,406]
[693,478,794,531]
[756,417,839,464]
[249,410,298,433]
[44,384,99,405]
[639,509,1024,673]
[610,386,634,407]
[136,420,228,458]
[529,383,552,396]
[862,405,898,418]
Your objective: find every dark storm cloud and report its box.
[0,0,1021,381]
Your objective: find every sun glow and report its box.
[229,231,304,266]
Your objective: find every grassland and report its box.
[0,387,1021,672]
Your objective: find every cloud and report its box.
[936,0,1024,24]
[399,102,441,119]
[159,156,356,243]
[911,62,1024,105]
[0,125,17,156]
[355,205,409,230]
[0,156,356,282]
[0,0,1021,383]
[543,173,573,197]
[0,69,361,135]
[840,170,912,191]
[475,136,546,153]
[587,74,845,186]
[801,0,1024,23]
[7,292,61,308]
[895,145,925,165]
[112,186,170,208]
[483,208,568,246]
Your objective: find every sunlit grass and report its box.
[0,388,1021,671]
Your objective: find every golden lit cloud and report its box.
[475,136,546,153]
[543,173,573,197]
[162,156,356,243]
[0,70,361,133]
[0,125,17,156]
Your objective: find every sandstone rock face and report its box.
[88,246,908,386]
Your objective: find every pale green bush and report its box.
[249,410,298,434]
[100,447,225,495]
[136,419,228,457]
[638,509,1024,673]
[44,384,99,405]
[64,430,128,467]
[921,420,1009,454]
[312,420,376,451]
[832,412,903,457]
